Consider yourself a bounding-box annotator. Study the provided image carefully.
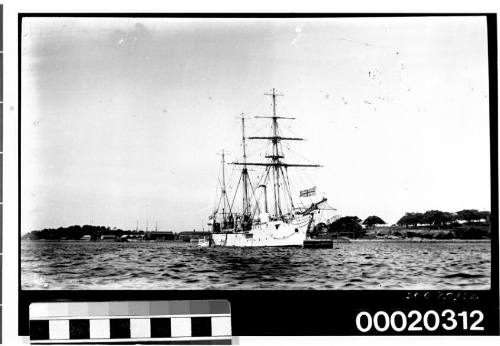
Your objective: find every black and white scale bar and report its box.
[29,301,231,344]
[30,336,232,345]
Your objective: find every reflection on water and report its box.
[22,241,490,290]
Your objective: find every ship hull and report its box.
[211,218,308,247]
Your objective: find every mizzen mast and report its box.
[219,149,231,223]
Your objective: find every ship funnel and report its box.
[258,185,268,213]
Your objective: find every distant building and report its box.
[100,235,116,241]
[145,231,175,241]
[176,231,211,242]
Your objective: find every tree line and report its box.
[311,209,491,239]
[396,209,490,228]
[23,225,135,241]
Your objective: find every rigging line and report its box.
[217,175,227,198]
[219,169,234,211]
[250,120,272,139]
[281,141,317,188]
[251,166,270,218]
[246,142,270,159]
[293,162,310,193]
[281,166,296,211]
[250,165,266,192]
[278,140,287,162]
[285,169,297,214]
[214,189,225,216]
[286,170,306,210]
[280,115,309,141]
[274,97,294,117]
[250,93,268,118]
[251,192,261,218]
[282,120,302,137]
[280,186,292,216]
[227,167,241,191]
[247,175,261,216]
[229,173,243,213]
[262,141,273,159]
[217,154,234,211]
[254,163,269,187]
[276,165,290,214]
[212,176,221,213]
[281,141,316,165]
[227,159,237,192]
[278,122,296,141]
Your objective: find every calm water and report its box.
[22,240,490,290]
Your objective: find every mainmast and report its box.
[264,89,282,217]
[231,88,321,220]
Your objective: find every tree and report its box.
[478,211,491,222]
[456,209,482,223]
[421,210,455,228]
[328,216,364,238]
[310,222,328,238]
[397,212,423,228]
[362,215,386,227]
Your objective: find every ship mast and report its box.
[240,114,250,217]
[269,89,282,217]
[221,150,228,222]
[231,88,321,220]
[216,149,233,225]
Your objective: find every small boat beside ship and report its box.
[190,236,210,247]
[207,89,336,248]
[197,237,210,247]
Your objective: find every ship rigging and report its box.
[209,89,329,247]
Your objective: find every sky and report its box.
[21,16,491,233]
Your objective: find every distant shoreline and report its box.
[351,238,490,243]
[22,238,491,244]
[22,222,492,242]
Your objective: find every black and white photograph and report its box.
[20,16,492,291]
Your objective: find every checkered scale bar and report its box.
[29,300,231,344]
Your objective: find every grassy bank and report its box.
[362,224,491,240]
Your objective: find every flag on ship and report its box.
[300,186,316,197]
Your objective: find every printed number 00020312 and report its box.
[355,310,484,333]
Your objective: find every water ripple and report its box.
[21,241,491,290]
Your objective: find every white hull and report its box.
[211,217,309,247]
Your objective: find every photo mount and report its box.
[17,12,499,337]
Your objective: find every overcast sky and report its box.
[21,16,491,232]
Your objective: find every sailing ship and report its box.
[208,89,331,247]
